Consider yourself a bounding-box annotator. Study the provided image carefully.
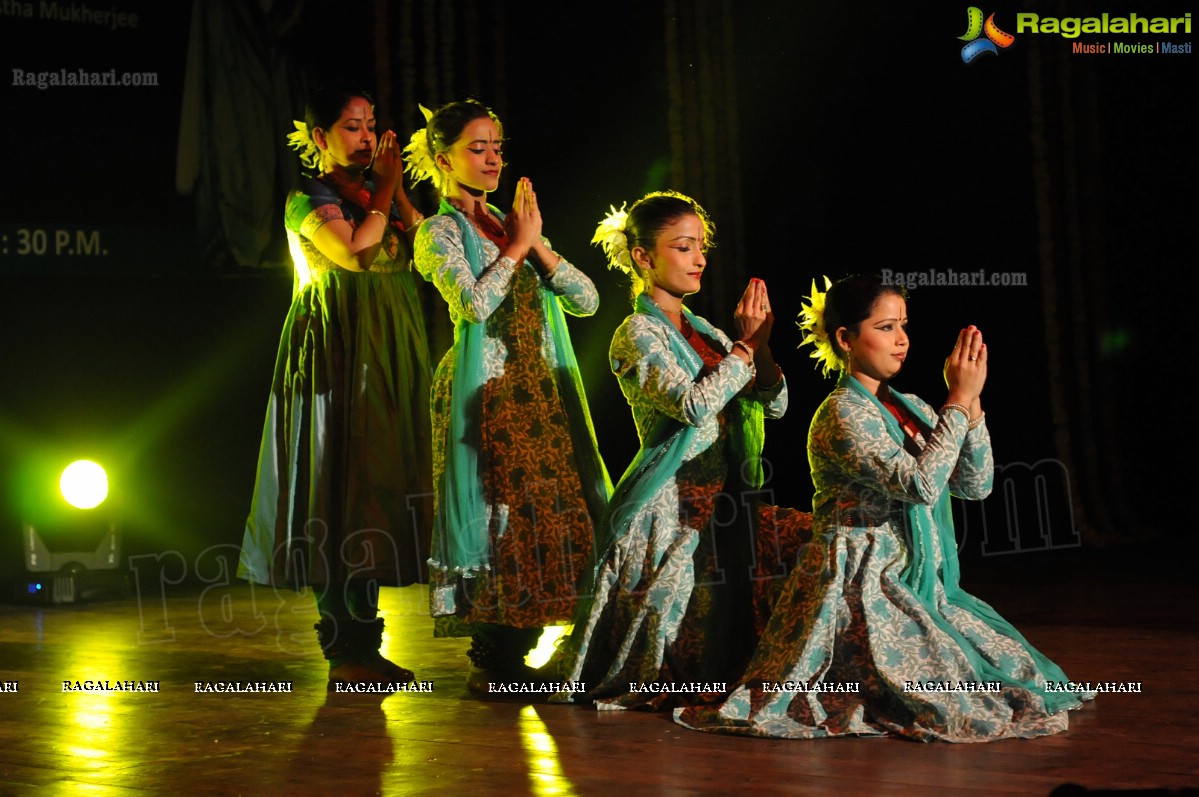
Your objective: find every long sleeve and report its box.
[749,375,788,419]
[414,215,518,324]
[610,314,753,428]
[949,419,994,500]
[543,257,599,317]
[811,389,969,507]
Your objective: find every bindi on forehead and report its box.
[340,101,374,119]
[458,118,501,141]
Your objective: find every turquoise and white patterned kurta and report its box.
[417,214,599,368]
[555,308,810,709]
[675,377,1090,741]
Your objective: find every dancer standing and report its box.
[241,86,433,688]
[405,100,610,690]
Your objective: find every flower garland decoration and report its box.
[403,104,441,189]
[591,203,634,274]
[286,120,321,171]
[797,275,840,377]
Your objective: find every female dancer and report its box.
[404,100,610,690]
[552,191,810,710]
[676,273,1092,740]
[240,86,432,688]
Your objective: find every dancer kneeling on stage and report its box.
[552,191,811,710]
[676,273,1094,741]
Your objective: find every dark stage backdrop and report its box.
[0,0,1193,585]
[1,2,193,273]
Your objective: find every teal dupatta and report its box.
[430,199,611,575]
[841,373,1084,713]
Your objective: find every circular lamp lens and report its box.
[60,460,108,509]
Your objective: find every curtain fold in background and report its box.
[176,0,308,269]
[663,0,745,323]
[1025,21,1133,545]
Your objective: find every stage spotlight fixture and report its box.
[59,460,109,509]
[23,459,125,604]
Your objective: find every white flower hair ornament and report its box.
[403,103,440,187]
[797,276,841,377]
[591,203,634,274]
[286,120,321,171]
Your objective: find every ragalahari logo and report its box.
[959,7,1016,62]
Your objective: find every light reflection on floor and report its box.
[62,648,126,771]
[0,575,1165,795]
[520,705,576,797]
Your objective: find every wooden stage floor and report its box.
[1,545,1196,797]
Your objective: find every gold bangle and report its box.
[368,209,388,222]
[941,403,970,423]
[403,214,425,232]
[732,340,754,359]
[968,411,986,430]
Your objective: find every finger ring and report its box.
[969,355,976,361]
[761,303,768,311]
